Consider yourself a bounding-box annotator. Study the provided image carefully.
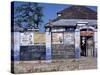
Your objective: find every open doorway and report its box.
[80,36,94,57]
[80,36,87,56]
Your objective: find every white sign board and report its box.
[64,32,74,45]
[52,33,63,44]
[20,32,34,46]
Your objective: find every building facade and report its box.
[45,6,97,60]
[12,5,97,61]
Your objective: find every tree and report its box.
[14,2,44,31]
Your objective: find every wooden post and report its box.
[94,29,97,57]
[14,32,20,61]
[75,29,80,59]
[46,31,52,63]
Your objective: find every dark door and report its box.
[80,36,94,57]
[80,36,87,56]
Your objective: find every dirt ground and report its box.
[12,57,97,74]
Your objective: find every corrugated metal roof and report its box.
[46,19,97,27]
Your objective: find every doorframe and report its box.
[79,26,95,57]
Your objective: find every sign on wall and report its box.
[34,32,45,45]
[52,32,74,45]
[20,32,34,46]
[52,33,63,44]
[64,32,74,45]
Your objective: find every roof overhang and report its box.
[45,19,97,28]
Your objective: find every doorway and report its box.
[80,36,87,56]
[80,36,94,57]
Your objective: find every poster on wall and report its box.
[34,32,45,45]
[52,33,63,44]
[20,32,34,46]
[64,32,75,45]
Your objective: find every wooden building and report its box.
[12,5,97,61]
[45,5,97,60]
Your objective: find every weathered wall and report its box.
[20,45,46,60]
[52,44,75,59]
[51,32,75,59]
[20,32,46,61]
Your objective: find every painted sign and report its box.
[34,32,45,45]
[64,32,74,45]
[20,32,34,46]
[46,32,51,62]
[52,33,63,44]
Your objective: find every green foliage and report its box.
[14,2,44,30]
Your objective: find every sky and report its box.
[13,1,97,32]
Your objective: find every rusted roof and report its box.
[45,5,97,28]
[57,5,97,20]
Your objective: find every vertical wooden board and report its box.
[52,33,63,44]
[94,30,97,57]
[14,32,20,60]
[75,29,80,59]
[46,32,51,62]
